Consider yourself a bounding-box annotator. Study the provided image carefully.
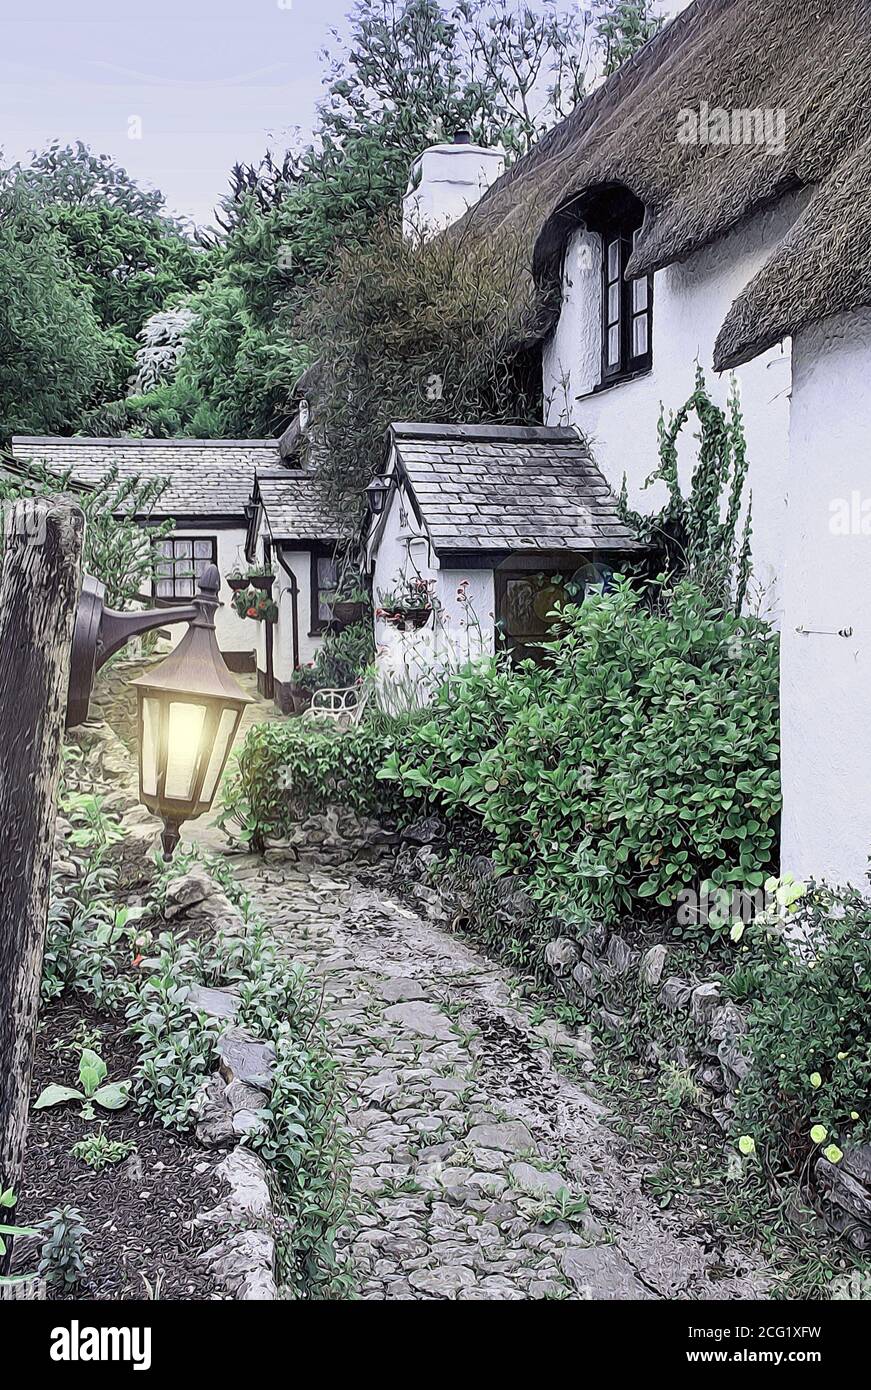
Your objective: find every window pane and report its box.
[193,539,212,559]
[607,239,620,281]
[155,540,173,558]
[632,313,649,358]
[608,324,620,366]
[174,539,192,558]
[156,578,174,599]
[632,276,648,312]
[318,557,337,587]
[608,282,620,324]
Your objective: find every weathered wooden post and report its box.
[0,497,83,1266]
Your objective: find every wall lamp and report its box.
[67,564,252,859]
[365,474,391,516]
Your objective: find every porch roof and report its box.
[255,472,348,544]
[388,423,646,556]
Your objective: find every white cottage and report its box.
[8,435,281,671]
[420,0,871,889]
[245,468,348,712]
[365,422,646,700]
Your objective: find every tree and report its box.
[596,0,662,76]
[0,189,116,441]
[1,140,174,224]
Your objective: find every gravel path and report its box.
[233,858,773,1302]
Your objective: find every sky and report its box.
[0,0,692,233]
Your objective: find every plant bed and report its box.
[11,998,222,1301]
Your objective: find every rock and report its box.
[842,1144,871,1188]
[193,1075,235,1148]
[408,1266,476,1297]
[604,934,635,975]
[579,922,609,960]
[203,1147,273,1224]
[639,944,668,988]
[466,1121,536,1154]
[559,1244,657,1299]
[217,1029,276,1089]
[233,1110,267,1137]
[400,817,445,846]
[815,1154,871,1227]
[659,976,693,1012]
[709,1003,751,1082]
[598,1008,625,1034]
[508,1162,569,1199]
[535,1020,594,1059]
[165,870,218,917]
[187,985,240,1021]
[224,1079,269,1113]
[376,976,427,1003]
[571,961,599,997]
[697,1064,727,1094]
[690,982,722,1026]
[709,1002,747,1043]
[201,1230,276,1300]
[545,938,580,975]
[382,1001,455,1042]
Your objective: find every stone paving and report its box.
[227,857,773,1302]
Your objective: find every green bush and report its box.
[382,578,781,926]
[221,715,425,848]
[729,884,871,1170]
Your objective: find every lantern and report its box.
[366,474,391,515]
[129,565,253,858]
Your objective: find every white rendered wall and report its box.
[159,526,252,656]
[251,525,325,686]
[543,196,806,619]
[369,477,494,708]
[781,309,871,890]
[403,142,505,240]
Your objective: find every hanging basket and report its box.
[249,573,275,591]
[331,599,369,626]
[382,606,432,631]
[227,575,249,592]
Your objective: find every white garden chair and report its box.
[302,685,369,730]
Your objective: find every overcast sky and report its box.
[0,0,693,233]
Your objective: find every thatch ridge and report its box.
[457,0,871,367]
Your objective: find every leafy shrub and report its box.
[729,884,871,1169]
[383,578,781,926]
[312,620,374,687]
[221,715,425,848]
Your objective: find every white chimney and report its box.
[402,131,505,241]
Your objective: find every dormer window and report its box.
[601,221,652,384]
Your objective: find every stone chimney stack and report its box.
[402,131,506,241]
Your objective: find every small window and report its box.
[310,553,338,633]
[601,224,653,385]
[153,537,216,600]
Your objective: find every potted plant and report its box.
[288,662,318,712]
[231,586,257,619]
[232,588,277,622]
[247,564,275,591]
[226,565,249,593]
[328,580,370,627]
[376,575,436,630]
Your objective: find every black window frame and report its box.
[152,535,218,602]
[599,221,653,388]
[309,548,339,635]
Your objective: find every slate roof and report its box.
[389,423,645,555]
[9,437,281,520]
[256,472,348,542]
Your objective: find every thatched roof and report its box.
[459,0,871,369]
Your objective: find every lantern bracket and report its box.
[67,569,220,729]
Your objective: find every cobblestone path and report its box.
[230,857,772,1302]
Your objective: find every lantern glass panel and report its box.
[141,694,161,797]
[200,706,240,806]
[164,700,207,800]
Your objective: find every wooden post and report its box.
[0,498,83,1264]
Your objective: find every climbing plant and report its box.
[619,367,753,614]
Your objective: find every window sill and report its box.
[579,366,653,401]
